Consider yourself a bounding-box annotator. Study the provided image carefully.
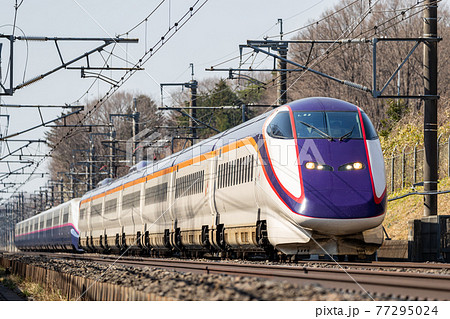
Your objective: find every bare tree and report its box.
[46,91,165,197]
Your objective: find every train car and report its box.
[14,198,82,252]
[78,97,386,258]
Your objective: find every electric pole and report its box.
[189,64,198,143]
[132,98,140,165]
[278,19,288,106]
[160,63,199,146]
[109,124,117,178]
[423,0,438,217]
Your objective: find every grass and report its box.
[383,176,450,240]
[0,266,67,301]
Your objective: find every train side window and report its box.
[242,157,246,184]
[234,160,237,185]
[241,157,245,184]
[46,215,52,228]
[122,193,136,210]
[194,172,198,194]
[180,176,183,197]
[227,162,231,187]
[105,198,118,213]
[224,163,228,187]
[187,175,190,196]
[230,161,234,186]
[196,172,199,193]
[161,182,168,202]
[62,213,68,224]
[236,159,239,185]
[267,112,293,139]
[186,175,189,194]
[53,212,59,226]
[91,203,102,216]
[248,156,252,183]
[40,218,44,229]
[235,159,239,185]
[232,160,235,186]
[221,164,224,189]
[193,173,196,194]
[228,162,231,187]
[217,165,221,189]
[223,163,227,188]
[238,158,242,184]
[234,159,237,185]
[250,155,254,181]
[63,210,69,223]
[244,156,249,183]
[360,111,378,140]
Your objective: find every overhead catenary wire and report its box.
[264,0,429,109]
[265,0,361,40]
[0,0,209,204]
[0,0,439,201]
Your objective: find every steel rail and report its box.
[32,253,450,301]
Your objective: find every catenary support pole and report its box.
[423,0,438,217]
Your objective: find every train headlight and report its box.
[305,162,316,170]
[353,162,364,170]
[304,162,333,171]
[338,162,365,171]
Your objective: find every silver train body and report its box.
[14,199,82,252]
[78,98,387,257]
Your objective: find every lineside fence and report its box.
[385,135,450,193]
[0,256,174,301]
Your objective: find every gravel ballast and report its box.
[3,254,406,301]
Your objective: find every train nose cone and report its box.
[295,175,386,235]
[299,188,382,219]
[297,138,385,220]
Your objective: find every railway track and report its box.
[12,252,450,300]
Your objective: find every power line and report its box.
[0,0,209,204]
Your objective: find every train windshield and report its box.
[294,111,363,140]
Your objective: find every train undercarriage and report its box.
[78,220,382,261]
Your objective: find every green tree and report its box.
[380,99,408,137]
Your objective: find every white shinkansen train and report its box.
[77,97,387,258]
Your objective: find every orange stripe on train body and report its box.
[81,136,259,204]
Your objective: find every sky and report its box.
[0,0,340,197]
